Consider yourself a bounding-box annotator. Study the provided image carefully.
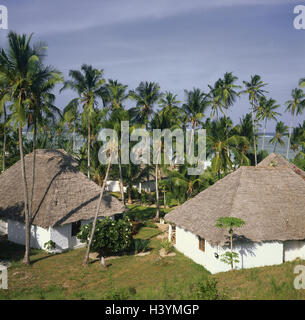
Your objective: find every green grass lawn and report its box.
[1,222,305,300]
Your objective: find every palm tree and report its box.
[207,117,250,178]
[61,64,106,178]
[0,31,45,264]
[106,79,129,110]
[255,96,280,151]
[241,75,268,165]
[269,121,289,152]
[129,81,162,126]
[27,64,62,226]
[182,88,208,157]
[215,72,241,117]
[285,88,305,160]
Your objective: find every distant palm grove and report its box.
[1,32,305,264]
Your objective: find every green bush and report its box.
[132,239,150,253]
[77,217,133,256]
[192,278,225,300]
[43,240,56,251]
[160,240,174,254]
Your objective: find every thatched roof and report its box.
[165,153,305,245]
[0,149,125,228]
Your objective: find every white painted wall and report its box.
[284,240,305,261]
[173,225,287,274]
[7,215,116,251]
[0,219,8,235]
[7,219,50,249]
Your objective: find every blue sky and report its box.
[1,0,305,131]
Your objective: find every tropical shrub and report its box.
[77,217,133,256]
[132,239,150,253]
[160,240,174,254]
[192,278,226,300]
[43,240,56,251]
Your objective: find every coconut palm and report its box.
[241,75,268,165]
[215,72,241,116]
[129,81,162,126]
[255,96,281,151]
[269,121,289,152]
[0,31,46,264]
[106,79,129,110]
[207,117,250,178]
[27,64,62,225]
[61,64,106,178]
[285,88,305,160]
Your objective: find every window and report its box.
[71,221,81,237]
[198,237,205,252]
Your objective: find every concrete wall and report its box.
[0,219,8,235]
[7,219,50,249]
[173,225,286,274]
[284,240,305,261]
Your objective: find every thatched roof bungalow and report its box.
[0,149,125,251]
[165,153,305,273]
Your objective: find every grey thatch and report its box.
[0,149,126,228]
[165,153,305,245]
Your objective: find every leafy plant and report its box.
[77,217,133,256]
[160,240,174,254]
[43,240,56,251]
[132,239,150,253]
[192,278,226,300]
[215,217,245,269]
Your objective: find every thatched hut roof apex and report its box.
[0,149,126,228]
[165,153,305,245]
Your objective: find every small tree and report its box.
[215,217,245,270]
[78,217,133,267]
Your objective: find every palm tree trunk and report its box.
[230,232,233,270]
[155,163,160,220]
[262,118,267,151]
[273,141,277,153]
[2,105,6,172]
[87,118,91,179]
[29,118,37,227]
[118,149,125,205]
[286,113,294,160]
[251,101,257,166]
[83,154,112,266]
[127,186,133,204]
[164,190,166,209]
[19,124,30,264]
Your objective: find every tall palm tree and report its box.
[106,79,129,110]
[207,117,250,178]
[27,64,62,227]
[61,64,106,178]
[0,31,45,264]
[255,96,281,151]
[129,81,162,126]
[215,72,241,117]
[182,88,208,157]
[241,75,268,165]
[285,88,305,160]
[269,121,289,152]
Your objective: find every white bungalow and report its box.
[0,149,125,251]
[165,153,305,274]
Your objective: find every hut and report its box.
[0,149,125,251]
[165,153,305,273]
